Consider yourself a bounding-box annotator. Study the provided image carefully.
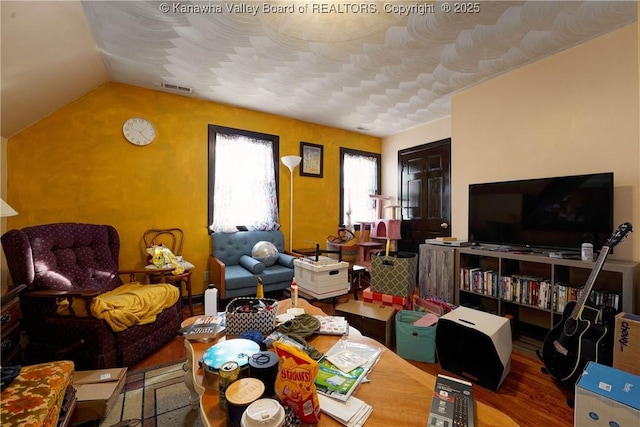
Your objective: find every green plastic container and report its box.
[395,310,437,363]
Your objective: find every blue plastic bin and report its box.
[395,310,437,363]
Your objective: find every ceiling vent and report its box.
[161,82,193,93]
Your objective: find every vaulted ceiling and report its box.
[1,1,637,138]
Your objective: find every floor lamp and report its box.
[1,198,18,286]
[281,155,301,251]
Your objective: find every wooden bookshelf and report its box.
[455,247,639,335]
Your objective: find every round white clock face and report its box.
[123,117,157,146]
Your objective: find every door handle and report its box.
[441,222,449,229]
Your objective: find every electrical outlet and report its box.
[204,270,210,282]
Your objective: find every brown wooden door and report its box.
[398,138,451,254]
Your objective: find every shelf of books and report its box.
[456,247,640,334]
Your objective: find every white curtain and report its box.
[210,134,279,232]
[343,153,378,225]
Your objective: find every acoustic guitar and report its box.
[541,222,633,388]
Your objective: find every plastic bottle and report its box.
[581,243,594,261]
[291,278,298,308]
[204,284,218,316]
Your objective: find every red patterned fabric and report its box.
[0,361,74,427]
[362,288,413,310]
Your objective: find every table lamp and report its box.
[0,199,18,217]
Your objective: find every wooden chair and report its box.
[143,228,194,315]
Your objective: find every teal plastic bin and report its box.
[395,310,437,363]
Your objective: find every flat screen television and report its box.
[468,172,613,252]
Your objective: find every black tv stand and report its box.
[471,244,534,254]
[471,243,580,258]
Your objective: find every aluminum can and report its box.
[219,361,240,409]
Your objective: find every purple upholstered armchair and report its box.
[1,223,183,369]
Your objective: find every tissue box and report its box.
[574,362,640,427]
[363,288,412,310]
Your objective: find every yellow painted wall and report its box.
[5,82,381,294]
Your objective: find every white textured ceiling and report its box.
[3,1,637,138]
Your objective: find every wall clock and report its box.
[123,117,157,146]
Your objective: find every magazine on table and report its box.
[315,340,382,402]
[178,313,226,341]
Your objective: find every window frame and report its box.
[339,147,382,226]
[207,124,280,232]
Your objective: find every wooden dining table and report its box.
[183,299,518,427]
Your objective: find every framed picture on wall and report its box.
[300,141,323,178]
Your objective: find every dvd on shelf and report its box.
[460,267,621,312]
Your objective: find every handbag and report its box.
[225,297,278,337]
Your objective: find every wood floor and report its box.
[134,296,575,427]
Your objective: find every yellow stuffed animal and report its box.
[146,245,185,275]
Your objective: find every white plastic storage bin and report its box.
[293,257,349,299]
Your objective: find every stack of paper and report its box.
[314,340,380,425]
[318,394,373,427]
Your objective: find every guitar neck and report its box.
[570,246,611,319]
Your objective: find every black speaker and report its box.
[435,307,512,391]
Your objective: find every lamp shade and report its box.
[281,155,301,251]
[281,155,301,171]
[0,199,18,217]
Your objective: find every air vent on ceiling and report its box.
[161,82,193,93]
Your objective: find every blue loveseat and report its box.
[209,230,297,299]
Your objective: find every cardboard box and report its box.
[71,367,127,425]
[363,288,412,310]
[613,312,640,376]
[574,362,640,427]
[294,257,349,299]
[335,300,396,348]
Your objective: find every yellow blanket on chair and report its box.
[90,282,179,332]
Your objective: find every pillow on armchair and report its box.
[239,255,266,274]
[276,253,297,269]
